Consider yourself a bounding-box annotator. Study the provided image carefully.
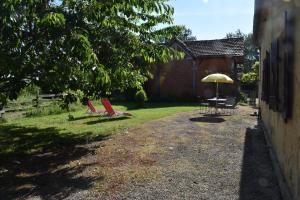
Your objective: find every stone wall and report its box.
[257,1,300,199]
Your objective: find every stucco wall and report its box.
[258,1,300,199]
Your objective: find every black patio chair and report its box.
[217,97,236,115]
[225,97,237,115]
[199,99,212,114]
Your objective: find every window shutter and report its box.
[270,39,279,111]
[278,34,285,112]
[261,58,266,101]
[261,52,270,103]
[265,52,270,104]
[282,10,295,121]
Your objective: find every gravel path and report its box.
[24,106,282,200]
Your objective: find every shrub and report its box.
[25,102,83,118]
[236,91,247,103]
[25,102,64,117]
[135,89,148,107]
[241,62,259,90]
[60,90,83,112]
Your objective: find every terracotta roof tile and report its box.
[179,37,244,58]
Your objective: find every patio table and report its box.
[206,97,227,114]
[206,97,227,102]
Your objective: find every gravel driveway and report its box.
[21,106,282,200]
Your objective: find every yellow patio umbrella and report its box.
[201,73,234,99]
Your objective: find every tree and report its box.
[225,29,259,72]
[175,26,197,41]
[241,61,259,90]
[157,25,196,43]
[225,29,244,39]
[0,0,183,105]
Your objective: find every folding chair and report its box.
[101,98,132,117]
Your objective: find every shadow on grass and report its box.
[112,102,199,111]
[239,122,282,200]
[85,116,130,125]
[0,125,109,199]
[190,116,225,123]
[71,115,102,121]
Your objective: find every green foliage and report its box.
[1,102,199,156]
[236,91,248,103]
[18,84,40,100]
[39,12,66,33]
[25,102,82,118]
[241,73,257,85]
[241,62,259,90]
[25,103,64,117]
[60,90,84,112]
[176,26,197,41]
[225,30,259,71]
[225,29,244,38]
[0,0,182,106]
[135,89,148,107]
[159,25,197,42]
[0,93,6,110]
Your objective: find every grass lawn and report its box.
[0,102,199,157]
[0,102,200,199]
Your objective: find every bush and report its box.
[60,90,83,112]
[236,91,247,103]
[135,89,148,107]
[0,117,7,124]
[18,84,40,100]
[25,102,83,118]
[241,62,259,90]
[25,102,63,117]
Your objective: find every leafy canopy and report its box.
[158,25,197,43]
[225,29,259,72]
[0,0,183,105]
[241,61,259,89]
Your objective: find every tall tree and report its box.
[0,0,183,105]
[175,26,197,41]
[225,29,258,71]
[158,25,197,43]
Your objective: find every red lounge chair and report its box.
[86,100,106,114]
[101,98,132,117]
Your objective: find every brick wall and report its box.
[147,56,238,99]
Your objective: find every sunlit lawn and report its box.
[0,102,199,156]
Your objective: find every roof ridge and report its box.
[172,37,196,58]
[183,37,244,43]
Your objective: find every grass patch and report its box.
[0,101,199,199]
[24,102,85,118]
[0,102,199,156]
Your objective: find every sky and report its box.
[170,0,255,40]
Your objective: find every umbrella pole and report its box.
[216,82,219,100]
[215,82,219,113]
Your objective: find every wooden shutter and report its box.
[270,39,279,111]
[278,33,285,112]
[262,52,270,104]
[282,10,295,121]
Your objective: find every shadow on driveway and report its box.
[190,116,225,123]
[239,122,282,200]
